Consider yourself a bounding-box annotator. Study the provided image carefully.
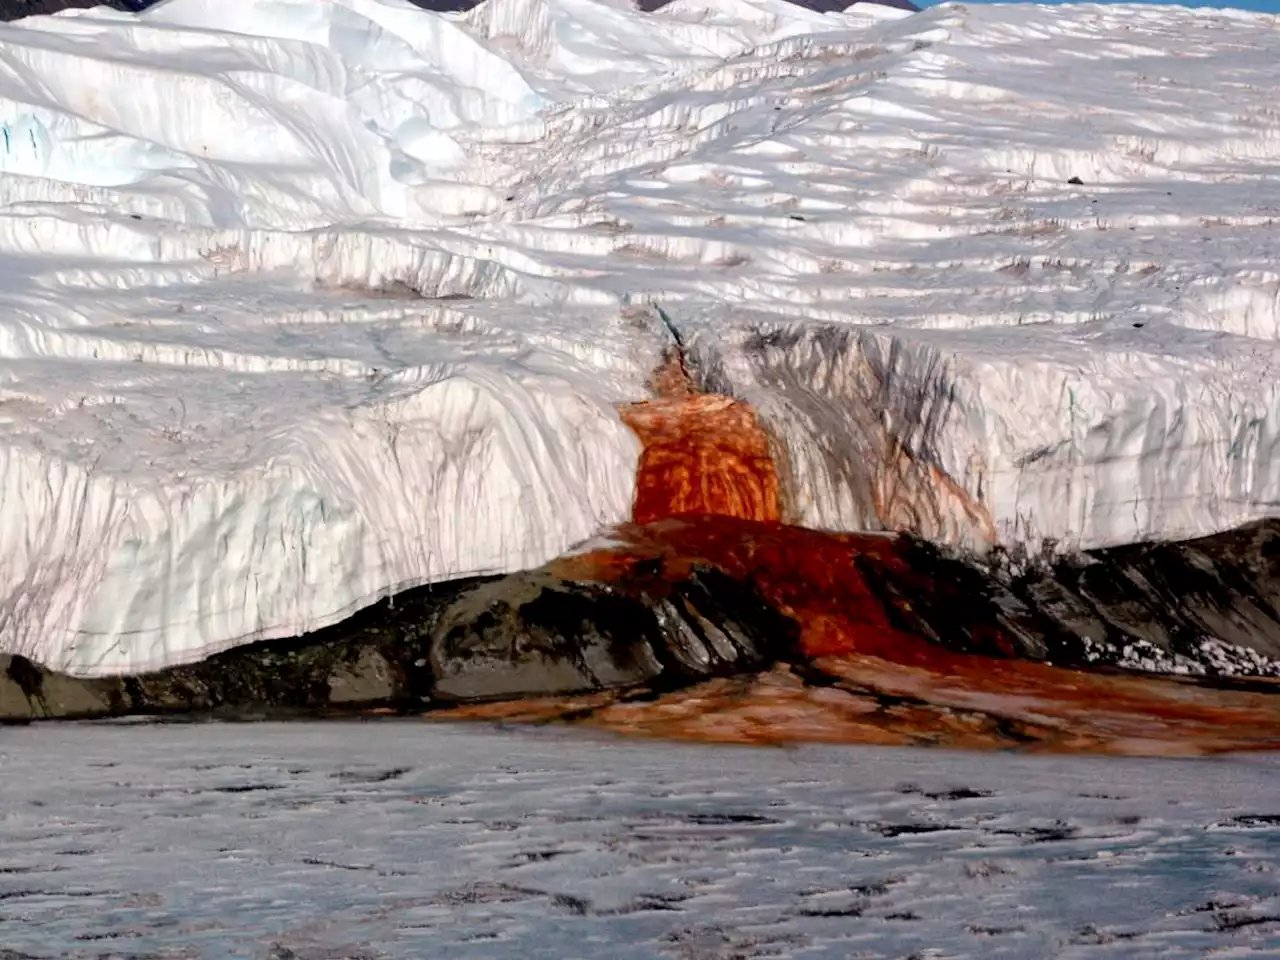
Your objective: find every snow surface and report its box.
[3,0,1280,673]
[2,721,1280,957]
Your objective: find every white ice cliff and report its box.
[1,0,1279,674]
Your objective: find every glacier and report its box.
[1,0,1279,675]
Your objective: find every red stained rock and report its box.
[434,654,1280,756]
[554,518,939,663]
[437,371,1280,756]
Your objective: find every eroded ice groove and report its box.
[2,723,1280,957]
[3,0,1280,672]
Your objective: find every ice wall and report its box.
[2,0,1280,673]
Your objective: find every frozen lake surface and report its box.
[2,722,1279,958]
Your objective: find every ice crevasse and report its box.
[1,0,1279,676]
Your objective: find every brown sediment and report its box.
[434,660,1280,756]
[810,654,1280,755]
[432,363,1280,755]
[873,437,997,549]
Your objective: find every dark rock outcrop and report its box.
[1,576,483,722]
[1004,520,1280,674]
[4,519,1280,732]
[1,560,797,721]
[0,0,137,16]
[0,0,919,24]
[0,0,477,19]
[431,563,796,702]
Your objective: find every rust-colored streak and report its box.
[619,359,780,524]
[874,439,998,549]
[534,514,1280,755]
[611,362,967,662]
[435,653,1280,756]
[455,365,1280,755]
[553,517,949,663]
[811,654,1280,755]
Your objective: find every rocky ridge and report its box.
[6,350,1280,754]
[5,512,1280,751]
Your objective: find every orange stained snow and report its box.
[619,387,781,524]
